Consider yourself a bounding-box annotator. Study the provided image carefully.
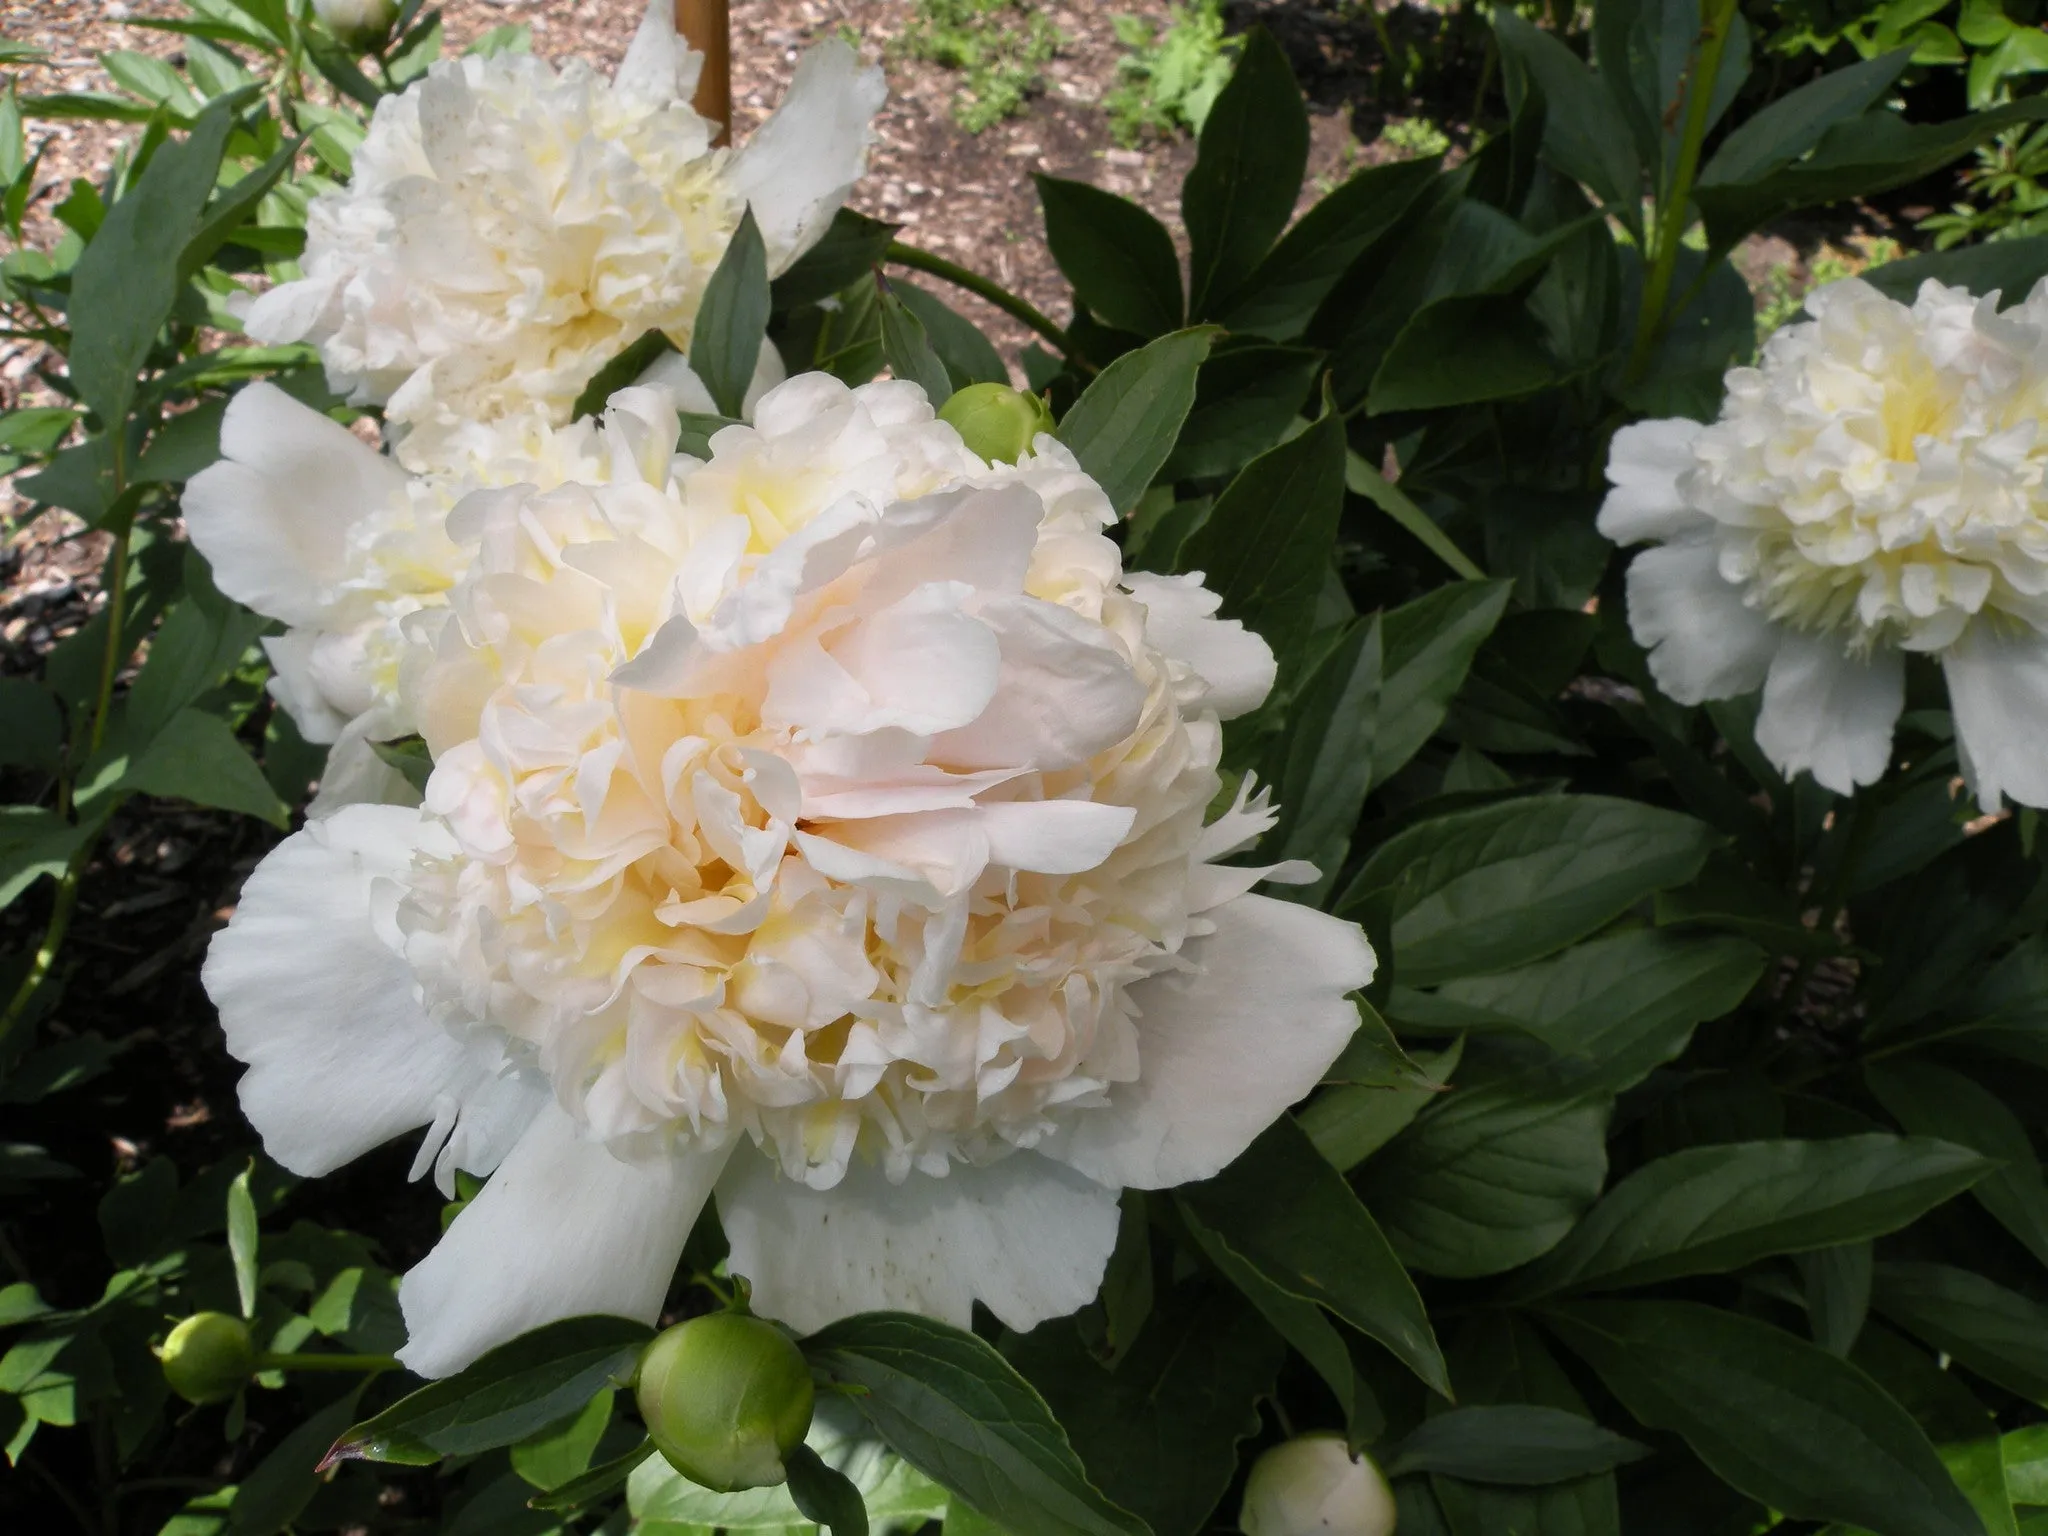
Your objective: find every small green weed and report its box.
[1920,123,2048,249]
[1380,115,1451,159]
[1104,0,1242,146]
[896,0,1060,134]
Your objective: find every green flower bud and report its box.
[1240,1434,1397,1536]
[313,0,399,51]
[635,1313,815,1493]
[159,1312,257,1406]
[938,383,1055,466]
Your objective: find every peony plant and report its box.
[14,2,2048,1534]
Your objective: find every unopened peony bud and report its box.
[939,383,1055,466]
[313,0,399,50]
[1240,1435,1397,1536]
[635,1313,815,1492]
[159,1312,257,1405]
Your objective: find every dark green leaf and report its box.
[1373,580,1514,788]
[805,1312,1146,1536]
[1178,1116,1450,1396]
[1545,1300,1985,1536]
[1055,326,1215,516]
[1515,1136,1992,1297]
[510,1388,613,1492]
[1388,1406,1646,1485]
[1270,616,1380,896]
[1391,930,1765,1098]
[70,93,242,430]
[0,678,61,774]
[325,1316,652,1466]
[1873,1263,2048,1407]
[776,209,898,310]
[179,133,301,283]
[1368,293,1558,414]
[1866,1059,2048,1270]
[1338,795,1717,985]
[1300,1036,1463,1173]
[120,708,289,827]
[1223,156,1440,338]
[1361,1089,1609,1278]
[1699,49,1912,187]
[1037,175,1183,337]
[1494,12,1642,220]
[571,330,675,422]
[787,1442,871,1536]
[1005,1288,1282,1536]
[894,280,1009,389]
[878,279,954,403]
[227,1161,258,1320]
[1801,1242,1874,1357]
[135,397,227,483]
[0,808,92,910]
[1182,28,1307,319]
[1178,402,1345,679]
[1859,238,2048,309]
[690,206,771,419]
[125,587,267,748]
[228,1387,366,1536]
[1157,344,1323,482]
[526,1437,653,1512]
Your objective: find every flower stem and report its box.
[884,242,1081,366]
[1624,0,1739,389]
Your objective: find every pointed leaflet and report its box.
[877,279,953,403]
[1004,1288,1284,1536]
[1866,1059,2048,1269]
[1037,175,1182,337]
[1513,1135,1992,1298]
[1055,327,1215,517]
[803,1313,1146,1536]
[1176,1116,1450,1397]
[70,91,245,432]
[1337,795,1717,985]
[1384,1407,1647,1485]
[1182,28,1307,319]
[1492,11,1641,227]
[894,280,1009,389]
[324,1316,651,1467]
[690,206,771,419]
[1872,1263,2048,1407]
[1373,580,1513,788]
[1543,1300,1984,1536]
[1178,401,1346,684]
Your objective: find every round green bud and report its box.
[159,1312,257,1406]
[938,383,1055,466]
[1240,1434,1397,1536]
[635,1313,815,1493]
[313,0,399,51]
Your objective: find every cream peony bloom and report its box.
[243,0,883,467]
[1240,1436,1397,1536]
[203,373,1374,1377]
[182,381,685,812]
[1601,276,2048,805]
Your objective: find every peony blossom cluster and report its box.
[1601,276,2048,805]
[199,373,1376,1377]
[244,0,883,468]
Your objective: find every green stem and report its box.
[884,242,1081,365]
[255,1351,401,1375]
[1624,0,1739,388]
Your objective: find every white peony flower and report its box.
[182,381,686,813]
[202,373,1375,1377]
[243,0,884,467]
[1600,276,2048,805]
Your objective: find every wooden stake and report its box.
[675,0,732,146]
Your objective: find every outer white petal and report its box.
[261,632,349,745]
[397,1103,730,1377]
[728,40,887,274]
[1945,624,2048,809]
[718,1147,1120,1334]
[1045,894,1374,1190]
[203,805,465,1176]
[1755,632,1903,794]
[636,341,786,420]
[307,710,425,818]
[613,0,704,111]
[1124,571,1277,720]
[183,383,407,627]
[241,272,340,349]
[1598,418,1712,545]
[1624,539,1780,705]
